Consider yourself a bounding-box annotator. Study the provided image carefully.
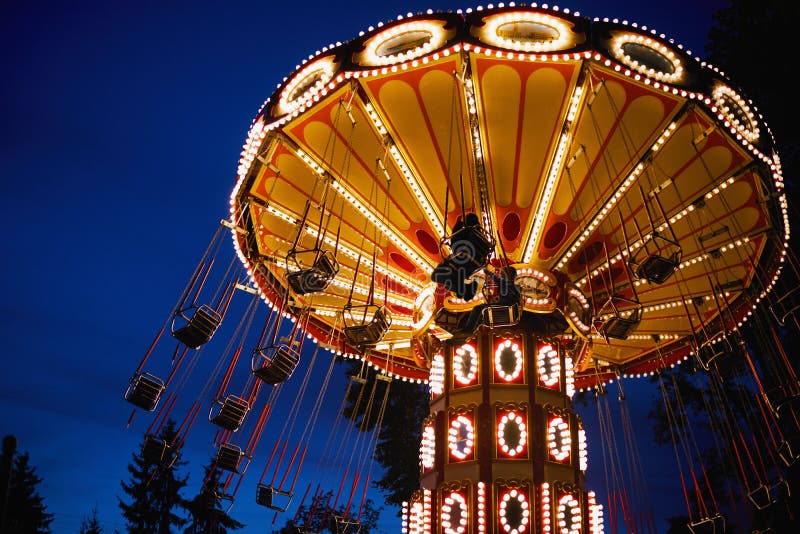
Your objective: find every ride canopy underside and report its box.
[229,6,789,389]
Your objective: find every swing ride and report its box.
[124,4,800,533]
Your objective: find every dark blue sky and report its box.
[1,1,728,531]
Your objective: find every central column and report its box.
[403,327,604,534]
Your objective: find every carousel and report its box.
[125,4,798,533]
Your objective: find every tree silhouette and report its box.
[118,420,188,533]
[707,0,800,194]
[0,439,53,534]
[276,490,382,534]
[182,458,244,534]
[79,506,103,534]
[341,360,428,508]
[371,379,427,508]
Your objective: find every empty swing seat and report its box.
[172,304,222,348]
[777,435,800,467]
[695,332,744,372]
[141,435,176,467]
[748,479,789,510]
[215,443,245,472]
[343,306,391,348]
[688,514,725,534]
[635,251,680,284]
[210,395,250,431]
[125,372,165,411]
[252,344,301,385]
[331,516,362,534]
[481,303,521,328]
[287,250,339,295]
[595,307,642,340]
[770,286,800,326]
[255,483,292,511]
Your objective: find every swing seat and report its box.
[171,304,222,348]
[210,395,250,431]
[434,307,470,340]
[687,514,725,534]
[330,515,362,534]
[695,331,744,372]
[635,251,680,284]
[252,344,301,384]
[594,293,642,340]
[769,285,800,326]
[696,339,728,371]
[595,306,642,340]
[765,385,800,417]
[748,479,789,510]
[343,306,392,348]
[141,435,177,467]
[255,483,292,511]
[287,249,339,295]
[215,443,245,472]
[124,372,165,411]
[481,303,521,328]
[777,435,800,467]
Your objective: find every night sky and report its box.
[1,1,730,531]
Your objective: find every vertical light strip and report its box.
[541,483,552,534]
[364,102,445,238]
[294,146,435,271]
[477,482,487,534]
[423,489,433,534]
[522,84,585,263]
[556,122,677,270]
[461,66,496,238]
[588,491,605,534]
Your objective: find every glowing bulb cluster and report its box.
[588,491,605,534]
[495,339,523,382]
[454,344,479,386]
[449,414,475,460]
[429,353,445,397]
[499,489,530,534]
[537,344,560,388]
[610,32,684,83]
[477,482,487,534]
[712,84,759,143]
[420,424,435,470]
[557,494,582,534]
[441,491,468,534]
[277,56,337,115]
[548,416,571,462]
[564,354,575,397]
[361,20,448,66]
[498,411,528,456]
[236,117,266,178]
[480,11,574,52]
[578,427,588,471]
[541,483,552,534]
[404,501,425,534]
[423,489,433,534]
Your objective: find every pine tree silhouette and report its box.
[182,457,244,534]
[118,420,188,533]
[1,440,53,534]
